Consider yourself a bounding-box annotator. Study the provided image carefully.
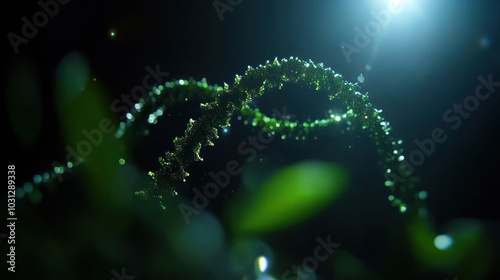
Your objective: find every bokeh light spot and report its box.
[23,182,34,193]
[434,234,453,250]
[257,255,268,272]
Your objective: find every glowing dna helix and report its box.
[28,57,426,215]
[131,57,424,214]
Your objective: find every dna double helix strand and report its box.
[25,57,426,217]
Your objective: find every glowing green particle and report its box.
[33,175,42,185]
[23,182,34,193]
[110,31,115,37]
[399,205,407,213]
[67,162,74,169]
[334,116,341,122]
[385,180,394,187]
[54,166,64,174]
[16,188,26,198]
[135,191,146,198]
[119,158,126,165]
[388,195,395,201]
[418,191,428,200]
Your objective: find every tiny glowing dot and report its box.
[434,235,453,250]
[357,74,365,83]
[222,127,229,133]
[23,182,34,193]
[16,188,26,198]
[119,158,126,165]
[33,175,42,185]
[54,166,64,174]
[110,31,116,37]
[67,162,74,169]
[388,195,395,201]
[398,155,405,161]
[399,205,407,213]
[334,116,341,121]
[418,191,428,200]
[148,114,156,124]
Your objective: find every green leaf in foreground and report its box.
[228,160,349,235]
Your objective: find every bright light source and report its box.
[389,0,404,7]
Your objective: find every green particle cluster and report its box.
[133,57,424,214]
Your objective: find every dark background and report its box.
[3,0,500,279]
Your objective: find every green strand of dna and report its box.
[27,57,425,215]
[132,57,424,215]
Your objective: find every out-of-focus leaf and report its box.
[228,160,349,235]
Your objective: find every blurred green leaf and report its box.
[53,52,129,213]
[228,160,349,235]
